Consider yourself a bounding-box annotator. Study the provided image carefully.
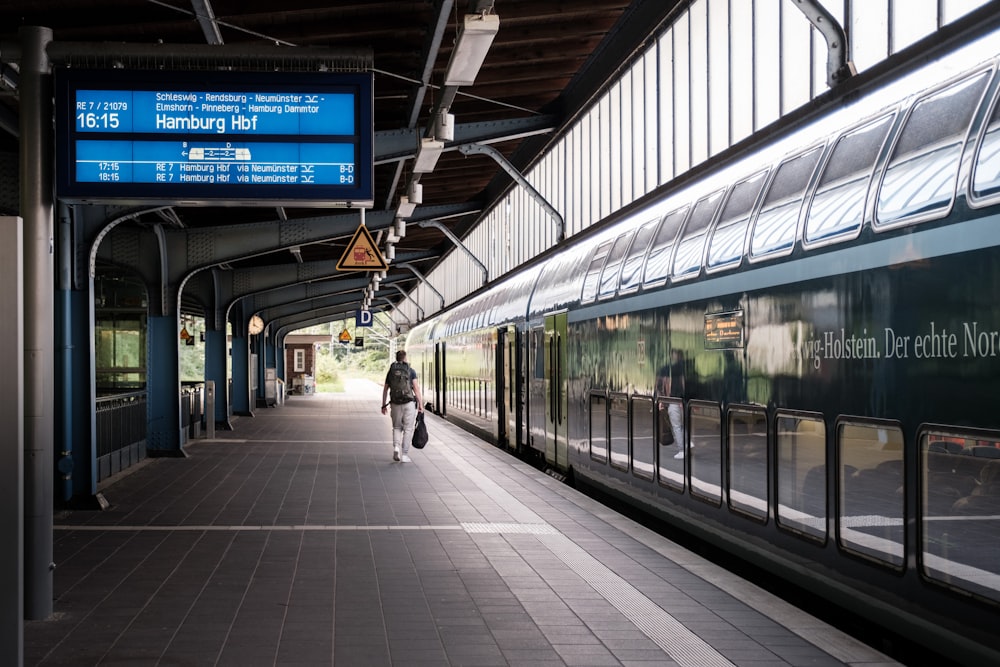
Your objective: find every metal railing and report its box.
[95,390,147,481]
[181,383,204,440]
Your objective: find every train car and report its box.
[406,25,1000,664]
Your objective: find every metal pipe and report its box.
[380,297,411,325]
[416,219,488,284]
[456,142,565,243]
[790,0,855,87]
[390,284,424,321]
[20,25,54,622]
[397,262,445,311]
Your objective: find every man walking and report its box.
[381,350,424,462]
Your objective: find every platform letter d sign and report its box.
[356,310,373,327]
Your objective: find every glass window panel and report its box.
[942,0,989,23]
[598,231,636,299]
[850,0,889,73]
[590,393,608,463]
[730,0,754,143]
[621,72,635,206]
[877,72,989,227]
[777,414,826,541]
[600,93,612,219]
[645,47,660,190]
[631,58,646,200]
[581,239,613,304]
[689,1,709,165]
[610,393,629,471]
[674,15,691,174]
[708,0,730,156]
[805,115,893,245]
[659,30,676,184]
[632,396,655,481]
[838,422,905,567]
[590,108,601,228]
[657,398,684,492]
[707,172,767,271]
[643,207,688,286]
[689,404,722,503]
[619,218,660,293]
[972,94,1000,201]
[781,4,811,115]
[921,430,1000,604]
[672,190,724,280]
[610,82,623,213]
[729,408,768,519]
[751,147,822,258]
[892,0,937,53]
[754,0,781,129]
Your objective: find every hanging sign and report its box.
[337,224,387,271]
[338,329,352,344]
[355,310,373,327]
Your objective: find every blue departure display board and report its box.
[56,69,374,206]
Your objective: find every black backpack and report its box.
[388,361,414,404]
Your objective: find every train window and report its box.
[706,172,768,272]
[581,239,614,304]
[776,413,827,542]
[589,393,609,464]
[609,393,629,471]
[837,421,904,569]
[751,147,823,259]
[619,217,660,294]
[656,397,684,492]
[972,89,1000,202]
[689,403,723,505]
[920,429,1000,604]
[672,191,725,281]
[804,114,894,246]
[728,408,768,521]
[631,396,655,481]
[642,207,688,287]
[876,71,990,229]
[598,231,636,300]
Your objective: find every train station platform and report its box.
[26,380,898,667]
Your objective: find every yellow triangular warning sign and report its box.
[338,329,352,343]
[337,224,388,272]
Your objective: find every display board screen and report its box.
[56,69,373,206]
[705,310,745,349]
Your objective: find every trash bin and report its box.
[303,374,315,395]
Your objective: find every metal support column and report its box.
[20,25,54,622]
[398,262,445,311]
[456,142,565,243]
[390,284,424,321]
[416,219,488,284]
[789,0,856,87]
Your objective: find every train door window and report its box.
[689,403,723,505]
[776,413,826,542]
[656,397,684,492]
[589,392,609,463]
[750,147,823,260]
[728,407,768,521]
[706,172,767,273]
[631,396,655,481]
[971,88,1000,203]
[920,429,1000,604]
[804,114,894,246]
[581,239,614,304]
[609,393,629,471]
[642,207,688,287]
[876,71,990,229]
[837,421,905,568]
[672,191,725,281]
[619,217,660,294]
[598,231,636,300]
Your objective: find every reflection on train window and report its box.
[619,218,659,294]
[581,239,614,304]
[642,207,688,287]
[631,396,655,481]
[589,393,608,464]
[972,92,1000,201]
[598,231,636,300]
[689,403,722,505]
[837,422,904,568]
[751,147,822,259]
[804,115,893,246]
[609,393,629,471]
[921,430,1000,604]
[529,328,547,449]
[728,408,768,520]
[656,397,684,492]
[706,172,767,272]
[876,71,990,228]
[776,413,826,542]
[672,191,725,281]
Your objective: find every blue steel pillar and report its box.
[203,328,231,429]
[231,329,252,416]
[57,284,98,501]
[146,315,185,455]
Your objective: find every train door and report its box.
[544,312,569,470]
[434,341,446,416]
[496,327,510,448]
[510,326,523,452]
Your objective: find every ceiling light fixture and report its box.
[413,138,444,173]
[444,13,500,86]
